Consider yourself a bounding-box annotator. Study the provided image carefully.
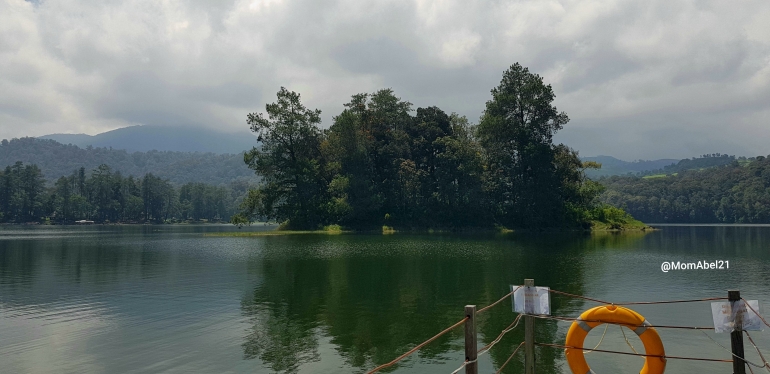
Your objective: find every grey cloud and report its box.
[96,71,261,127]
[560,47,643,93]
[333,38,418,76]
[669,39,752,87]
[557,111,766,160]
[331,37,500,112]
[96,71,194,127]
[1,0,769,160]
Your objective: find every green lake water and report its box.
[2,224,770,373]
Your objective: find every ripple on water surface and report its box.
[2,225,770,373]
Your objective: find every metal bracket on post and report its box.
[464,305,478,374]
[524,279,535,374]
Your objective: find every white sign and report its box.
[711,300,762,333]
[511,285,550,315]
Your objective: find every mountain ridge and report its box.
[581,155,679,178]
[38,125,258,154]
[1,137,257,186]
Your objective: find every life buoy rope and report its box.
[565,305,666,374]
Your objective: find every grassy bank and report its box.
[588,219,652,231]
[208,220,653,237]
[206,224,350,237]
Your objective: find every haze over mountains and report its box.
[19,126,260,185]
[38,125,258,154]
[581,156,679,178]
[0,125,741,184]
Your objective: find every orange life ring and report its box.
[565,305,666,374]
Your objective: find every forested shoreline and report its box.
[0,162,250,224]
[6,61,764,229]
[0,137,257,186]
[233,63,642,231]
[600,156,770,223]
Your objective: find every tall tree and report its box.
[0,165,12,221]
[20,164,45,221]
[239,87,327,229]
[430,114,487,226]
[54,176,73,222]
[477,63,573,228]
[90,164,114,222]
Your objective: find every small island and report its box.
[231,63,647,233]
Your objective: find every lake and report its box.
[2,224,770,373]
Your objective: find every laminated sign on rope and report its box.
[565,305,666,374]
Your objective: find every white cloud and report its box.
[0,0,769,159]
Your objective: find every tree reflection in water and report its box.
[241,301,320,373]
[240,232,647,373]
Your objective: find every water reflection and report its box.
[239,232,648,373]
[9,226,767,373]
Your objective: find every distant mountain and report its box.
[38,133,94,146]
[638,154,737,176]
[582,156,679,178]
[0,137,257,186]
[39,125,258,154]
[599,154,766,223]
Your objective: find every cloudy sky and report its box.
[1,0,769,160]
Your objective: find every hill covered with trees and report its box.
[0,162,250,223]
[581,154,743,178]
[582,156,679,178]
[637,153,738,176]
[600,156,770,223]
[39,125,257,154]
[0,137,257,186]
[233,63,640,231]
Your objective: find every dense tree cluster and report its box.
[236,64,610,230]
[0,138,257,186]
[600,156,770,223]
[0,162,45,222]
[0,162,248,223]
[638,153,737,177]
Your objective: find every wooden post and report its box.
[729,290,746,374]
[464,305,478,374]
[524,279,535,374]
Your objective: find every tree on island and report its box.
[477,63,602,228]
[238,87,329,229]
[234,63,619,230]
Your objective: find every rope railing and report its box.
[449,359,471,374]
[536,314,770,367]
[547,288,728,305]
[367,286,527,373]
[547,289,613,304]
[365,287,768,373]
[743,298,770,330]
[618,297,728,305]
[451,315,524,374]
[535,342,734,362]
[366,316,468,374]
[532,314,716,330]
[477,286,521,314]
[745,331,770,373]
[695,329,768,368]
[495,342,525,374]
[479,314,523,354]
[367,286,528,373]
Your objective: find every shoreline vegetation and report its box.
[0,161,251,225]
[600,154,770,224]
[210,215,654,237]
[230,62,650,233]
[216,208,659,237]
